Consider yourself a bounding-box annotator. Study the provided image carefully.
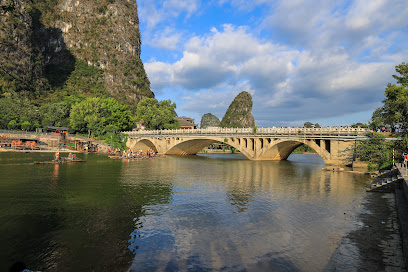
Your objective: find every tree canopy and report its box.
[135,98,180,130]
[355,132,394,170]
[357,61,408,170]
[371,62,408,134]
[70,97,133,136]
[0,94,40,130]
[303,122,320,128]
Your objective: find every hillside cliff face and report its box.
[0,0,153,104]
[220,91,255,128]
[0,2,47,96]
[200,113,220,129]
[50,0,153,102]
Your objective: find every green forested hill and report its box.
[220,91,255,128]
[0,0,153,135]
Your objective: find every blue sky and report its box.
[137,0,408,127]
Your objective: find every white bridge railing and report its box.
[123,127,371,141]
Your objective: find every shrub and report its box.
[21,121,32,131]
[7,120,18,130]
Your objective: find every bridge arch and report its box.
[256,139,330,163]
[165,138,254,159]
[128,139,158,153]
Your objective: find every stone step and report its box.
[366,179,397,192]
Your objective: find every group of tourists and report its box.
[53,150,61,161]
[122,149,157,159]
[67,152,77,161]
[377,126,390,132]
[375,126,403,133]
[107,147,121,154]
[53,150,77,161]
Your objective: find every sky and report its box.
[137,0,408,128]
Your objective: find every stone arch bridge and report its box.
[123,127,370,166]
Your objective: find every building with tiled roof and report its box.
[175,117,198,129]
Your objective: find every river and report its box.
[0,152,377,271]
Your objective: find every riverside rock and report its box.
[220,91,255,128]
[200,113,220,129]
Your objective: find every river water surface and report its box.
[0,152,373,271]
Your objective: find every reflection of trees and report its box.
[37,156,136,271]
[51,156,175,271]
[2,155,175,271]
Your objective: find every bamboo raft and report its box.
[34,158,86,164]
[108,155,123,159]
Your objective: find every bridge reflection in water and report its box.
[124,127,370,165]
[121,153,371,271]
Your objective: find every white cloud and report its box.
[142,0,408,125]
[344,0,408,32]
[218,0,270,10]
[162,0,201,18]
[179,82,253,119]
[146,25,295,91]
[147,27,182,50]
[139,0,201,30]
[261,0,408,54]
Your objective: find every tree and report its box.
[70,97,102,135]
[355,132,394,170]
[304,122,313,128]
[40,102,71,127]
[101,97,133,133]
[0,97,20,128]
[21,121,32,131]
[351,123,368,128]
[7,120,18,130]
[0,94,40,130]
[70,97,133,136]
[135,98,180,130]
[372,61,408,134]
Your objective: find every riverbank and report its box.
[326,184,406,270]
[0,147,80,153]
[348,192,405,270]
